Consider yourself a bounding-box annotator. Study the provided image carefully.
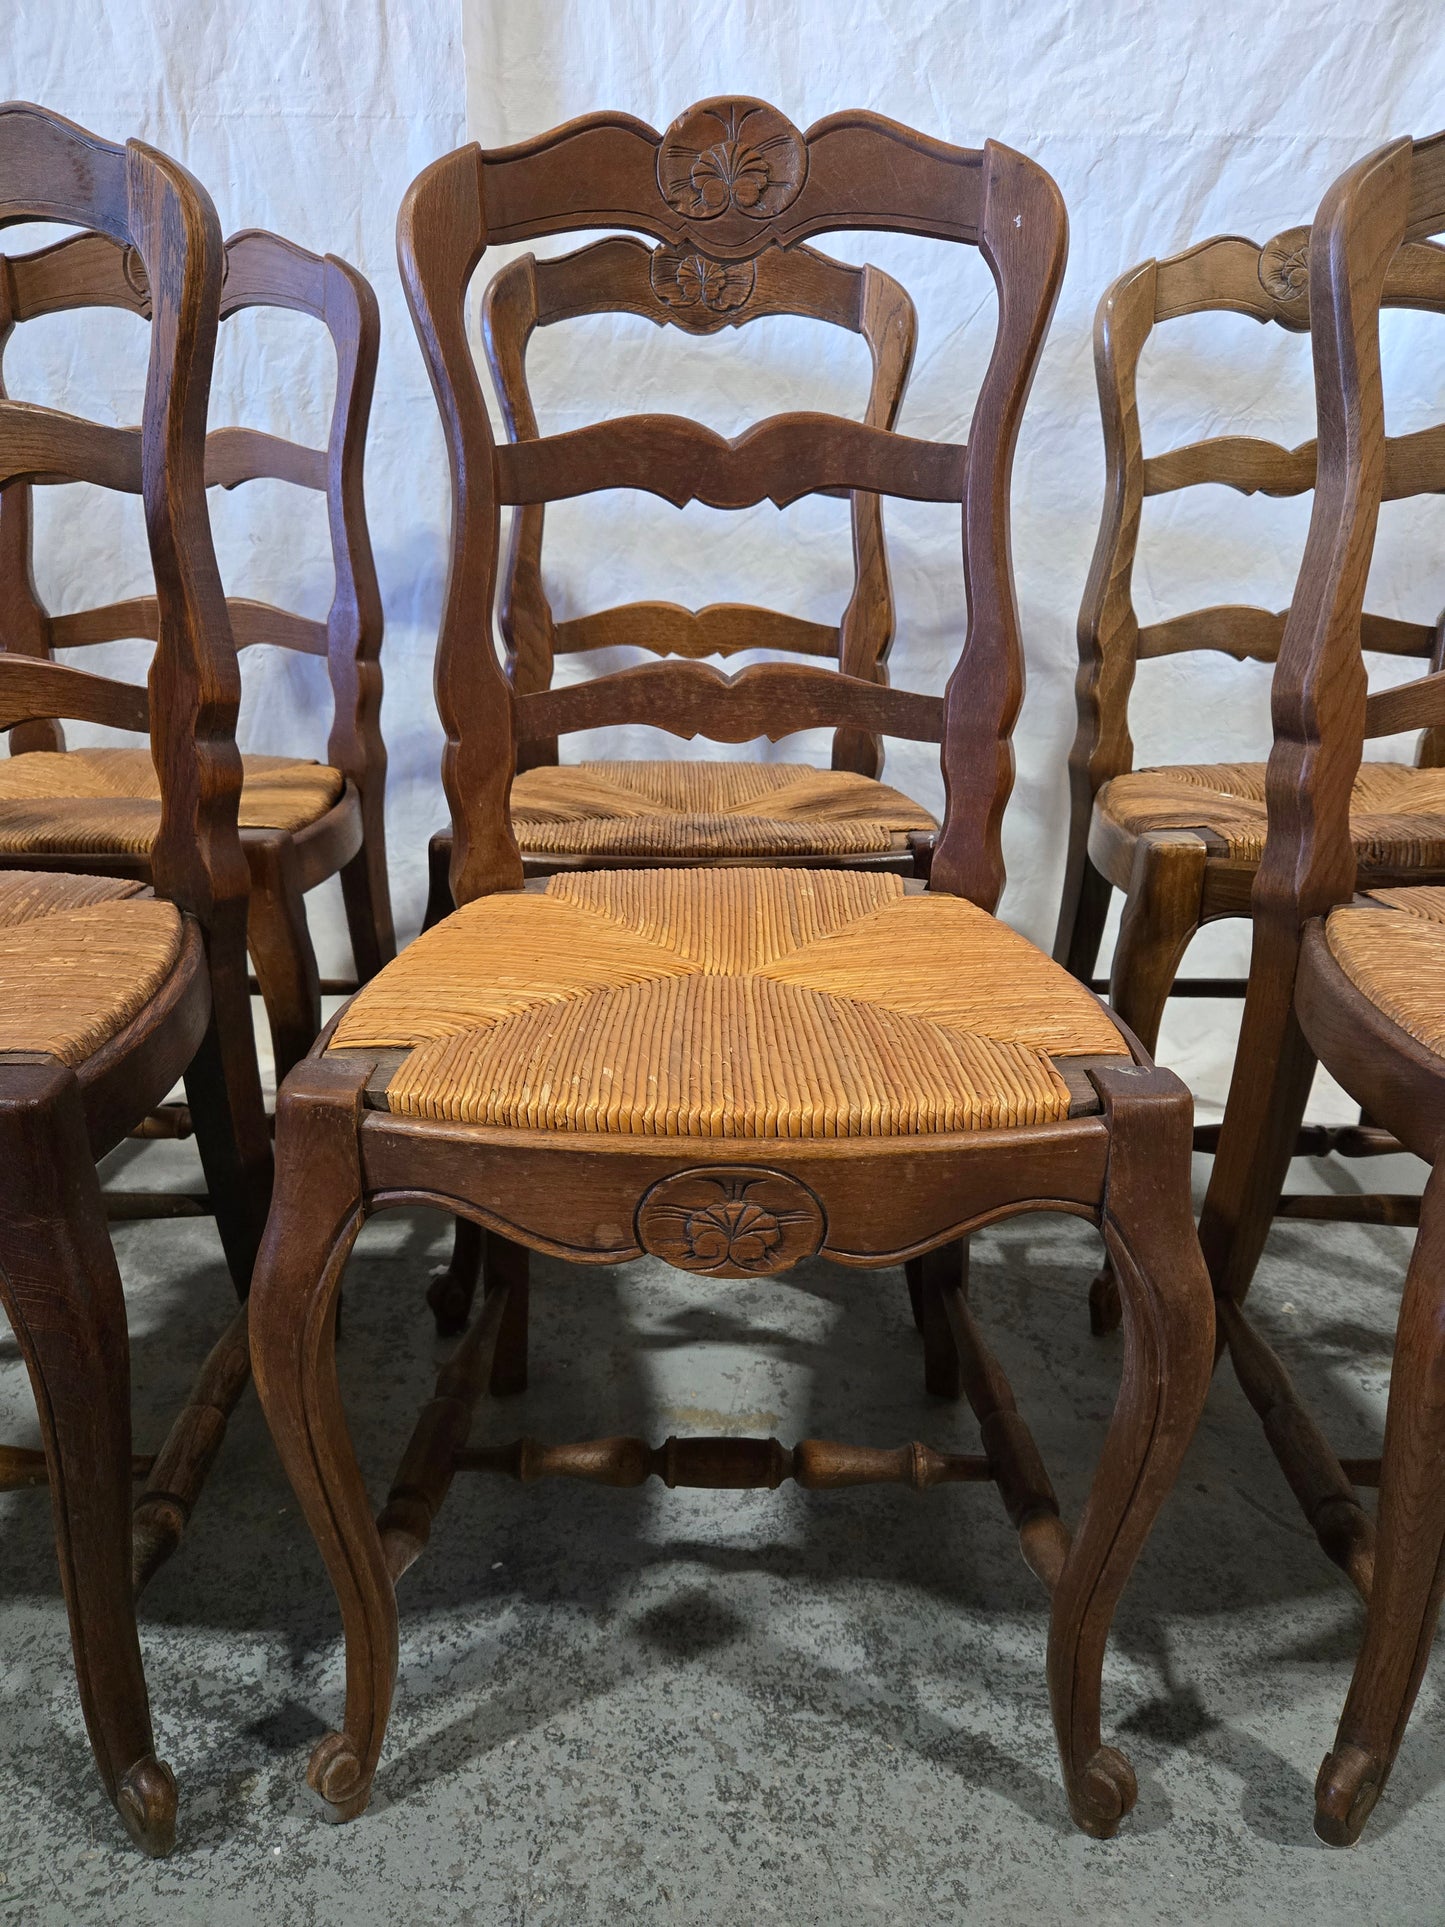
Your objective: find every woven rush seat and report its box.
[0,870,181,1062]
[1324,885,1445,1058]
[332,867,1128,1135]
[1097,760,1445,866]
[509,760,938,860]
[0,748,346,855]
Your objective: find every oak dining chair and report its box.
[0,219,393,1084]
[421,228,935,927]
[249,98,1215,1839]
[422,231,939,1338]
[1195,126,1445,1844]
[1054,220,1445,1331]
[0,99,270,1853]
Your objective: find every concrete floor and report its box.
[1,1137,1442,1925]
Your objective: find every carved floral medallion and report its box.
[1260,226,1311,308]
[658,99,808,223]
[649,242,757,316]
[637,1166,825,1277]
[121,244,152,313]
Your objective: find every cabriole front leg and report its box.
[248,1056,392,1822]
[1316,1158,1445,1845]
[1047,1061,1215,1836]
[0,1058,175,1854]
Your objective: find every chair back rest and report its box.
[480,233,915,778]
[0,219,383,797]
[0,99,241,922]
[1260,131,1445,931]
[399,96,1066,907]
[1074,220,1445,799]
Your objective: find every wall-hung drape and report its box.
[6,0,1442,1106]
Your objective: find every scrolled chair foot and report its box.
[115,1754,177,1857]
[1314,1742,1384,1846]
[307,1730,373,1823]
[1067,1744,1138,1839]
[1088,1264,1122,1336]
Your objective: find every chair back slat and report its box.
[516,660,944,747]
[474,104,986,253]
[554,602,837,660]
[0,654,148,732]
[482,230,916,777]
[401,100,1065,906]
[1137,606,1438,665]
[0,214,384,803]
[493,414,965,510]
[204,426,327,492]
[1364,666,1445,740]
[0,401,141,490]
[47,594,329,658]
[0,100,244,924]
[1070,213,1445,815]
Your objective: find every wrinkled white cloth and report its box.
[6,0,1443,1111]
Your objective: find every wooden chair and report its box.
[0,220,394,1082]
[0,100,271,1852]
[248,98,1215,1838]
[1054,222,1445,1322]
[421,231,934,924]
[1195,128,1445,1843]
[422,235,933,1335]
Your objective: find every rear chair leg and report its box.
[184,904,273,1294]
[0,1059,176,1854]
[428,1225,530,1397]
[904,1241,965,1397]
[1316,1159,1445,1845]
[1089,835,1206,1339]
[1047,1062,1214,1836]
[245,835,323,1085]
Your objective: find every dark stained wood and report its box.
[1054,207,1445,1261]
[248,104,1213,1846]
[454,1434,994,1489]
[0,101,274,1855]
[475,221,916,787]
[0,219,395,1074]
[1198,130,1445,1843]
[400,111,1065,910]
[515,658,943,746]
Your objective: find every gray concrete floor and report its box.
[1,1136,1441,1925]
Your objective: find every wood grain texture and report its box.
[1055,201,1445,1258]
[400,108,1064,908]
[249,101,1206,1844]
[481,233,914,778]
[0,102,279,1855]
[1198,132,1445,1844]
[0,217,395,1064]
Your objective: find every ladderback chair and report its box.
[1197,128,1445,1844]
[0,221,394,1079]
[422,232,935,1334]
[419,230,935,916]
[1056,226,1445,1057]
[249,99,1215,1838]
[1055,226,1445,1333]
[0,100,271,1853]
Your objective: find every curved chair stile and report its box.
[1193,127,1445,1844]
[0,99,271,1856]
[0,217,393,1085]
[1054,214,1445,1331]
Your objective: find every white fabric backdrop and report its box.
[5,0,1445,1113]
